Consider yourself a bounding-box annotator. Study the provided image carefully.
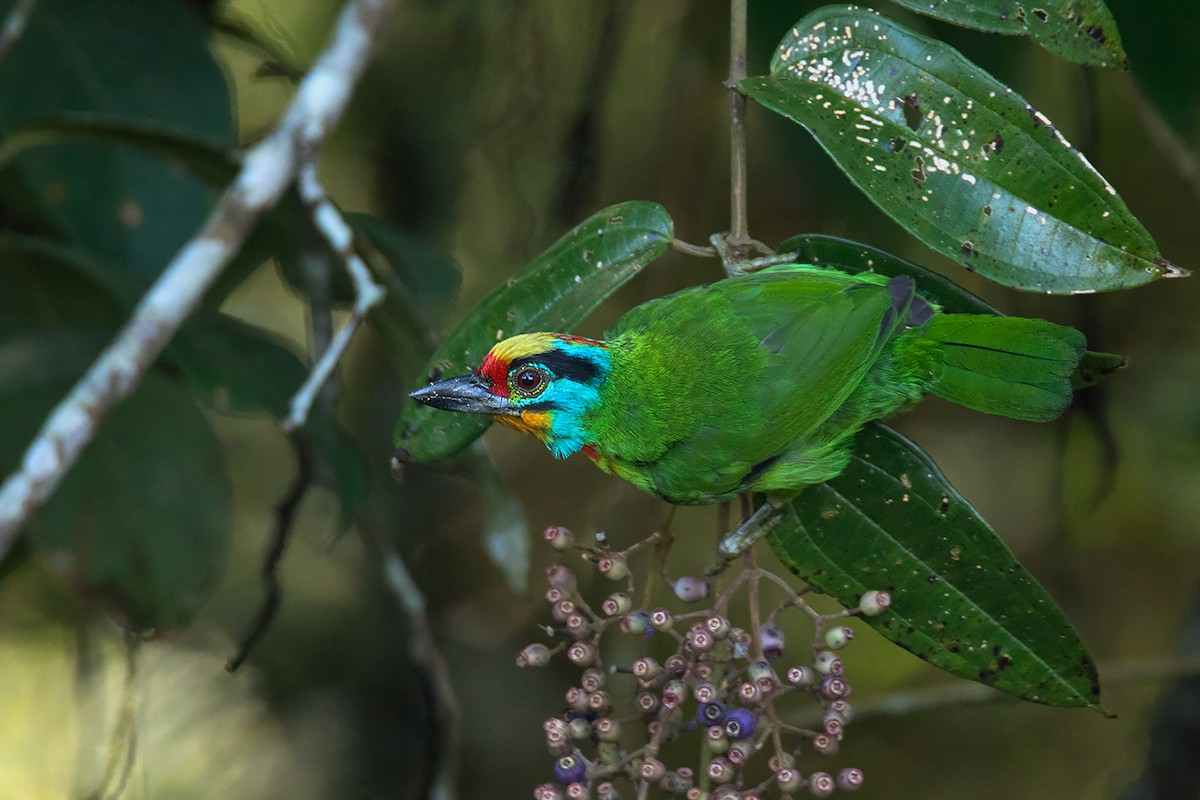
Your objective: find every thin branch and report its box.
[0,0,38,65]
[360,521,461,800]
[283,163,385,433]
[225,438,314,672]
[670,238,718,258]
[0,0,399,560]
[727,0,749,247]
[86,632,142,800]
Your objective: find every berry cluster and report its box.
[521,525,891,799]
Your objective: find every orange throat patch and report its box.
[493,410,552,441]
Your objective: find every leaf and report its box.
[0,0,235,281]
[889,0,1128,68]
[768,423,1103,709]
[348,212,462,313]
[395,200,674,463]
[170,312,310,419]
[0,354,231,631]
[0,113,239,186]
[303,417,369,533]
[742,6,1185,294]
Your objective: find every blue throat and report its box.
[531,342,612,459]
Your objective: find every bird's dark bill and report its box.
[409,373,518,415]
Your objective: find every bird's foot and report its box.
[709,233,786,278]
[704,497,786,575]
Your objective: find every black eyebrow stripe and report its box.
[511,351,600,384]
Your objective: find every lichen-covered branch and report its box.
[284,163,385,433]
[0,0,399,560]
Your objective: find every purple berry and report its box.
[723,707,757,740]
[554,753,587,785]
[696,700,726,725]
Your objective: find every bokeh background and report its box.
[1,1,1199,798]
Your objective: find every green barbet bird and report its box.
[410,264,1085,564]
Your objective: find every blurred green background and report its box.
[1,0,1198,798]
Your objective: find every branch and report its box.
[0,0,399,560]
[727,0,749,246]
[283,163,385,433]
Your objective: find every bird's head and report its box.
[409,332,611,458]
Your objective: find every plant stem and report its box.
[728,0,749,246]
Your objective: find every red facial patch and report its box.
[477,353,510,397]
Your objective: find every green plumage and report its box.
[580,265,1083,504]
[410,264,1087,509]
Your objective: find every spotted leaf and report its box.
[769,422,1104,710]
[890,0,1128,69]
[742,5,1184,293]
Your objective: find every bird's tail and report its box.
[918,315,1086,422]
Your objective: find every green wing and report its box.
[592,267,913,503]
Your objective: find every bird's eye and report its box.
[514,368,545,395]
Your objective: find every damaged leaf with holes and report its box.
[768,423,1104,710]
[741,5,1183,293]
[394,200,674,463]
[890,0,1128,68]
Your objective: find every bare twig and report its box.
[85,632,142,800]
[727,0,749,249]
[0,0,37,65]
[284,163,385,433]
[670,238,718,258]
[360,521,461,800]
[225,439,314,672]
[0,0,399,560]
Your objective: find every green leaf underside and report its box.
[768,423,1102,709]
[889,0,1128,68]
[743,5,1182,294]
[395,200,674,463]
